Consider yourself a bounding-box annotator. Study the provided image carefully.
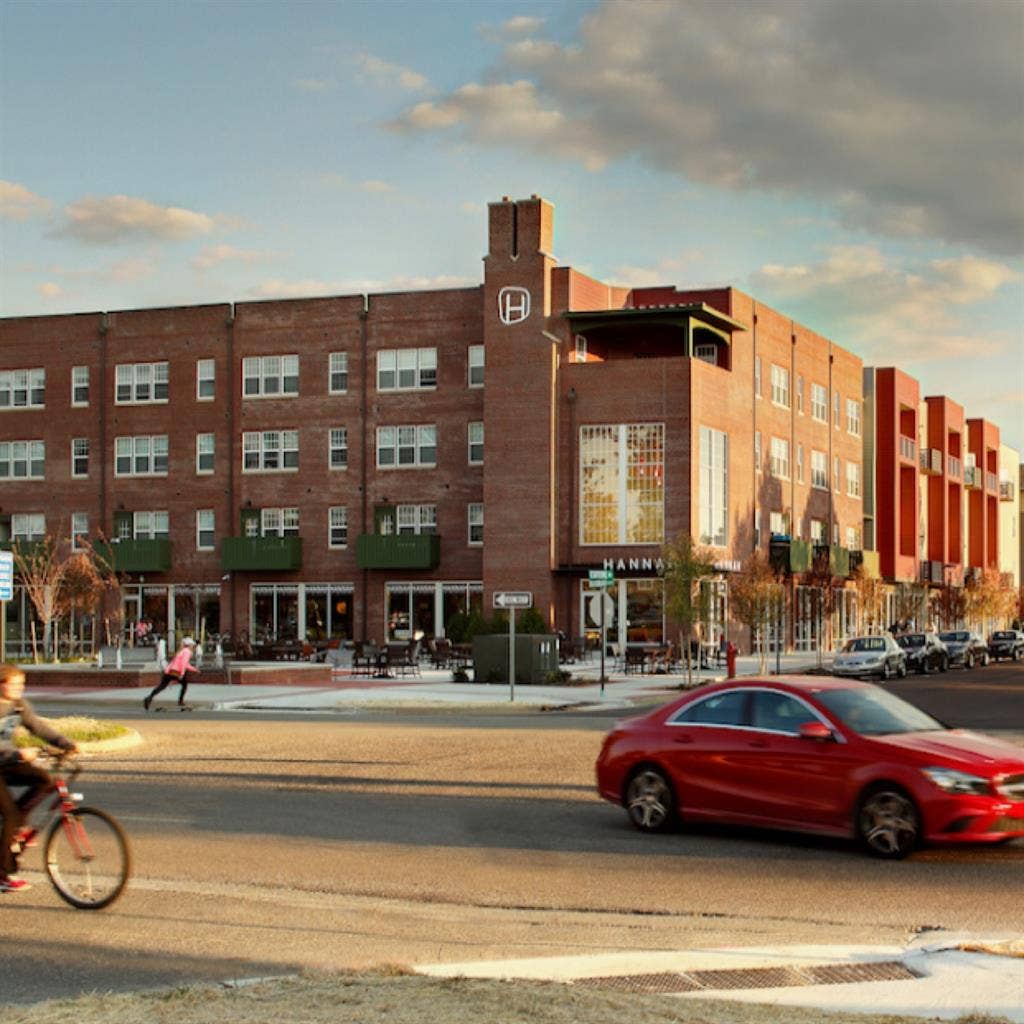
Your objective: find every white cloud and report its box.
[751,248,1019,363]
[294,77,332,92]
[359,180,396,194]
[55,195,217,244]
[36,282,63,299]
[109,257,156,282]
[392,0,1024,253]
[0,181,50,221]
[610,251,708,288]
[355,52,428,91]
[249,273,475,299]
[480,15,546,42]
[191,244,270,271]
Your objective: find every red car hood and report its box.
[870,730,1024,774]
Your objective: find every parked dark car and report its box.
[595,677,1024,859]
[938,631,990,669]
[988,630,1024,662]
[895,633,949,673]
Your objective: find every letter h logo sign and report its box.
[498,286,531,326]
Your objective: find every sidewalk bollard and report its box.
[726,642,737,679]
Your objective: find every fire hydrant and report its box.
[726,641,738,679]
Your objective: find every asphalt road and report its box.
[2,665,1022,1006]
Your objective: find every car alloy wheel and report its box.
[857,787,920,859]
[965,654,974,670]
[897,660,907,678]
[625,768,676,833]
[881,660,892,681]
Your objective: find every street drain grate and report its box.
[577,960,922,994]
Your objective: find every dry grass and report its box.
[16,715,129,746]
[3,972,1014,1024]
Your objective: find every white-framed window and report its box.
[115,435,168,476]
[242,430,299,472]
[754,431,762,473]
[769,510,789,537]
[12,513,45,542]
[242,355,299,397]
[770,365,790,408]
[811,383,828,422]
[754,356,762,397]
[71,438,89,478]
[846,461,861,497]
[833,390,841,428]
[846,525,862,549]
[396,504,437,535]
[71,511,88,549]
[796,443,804,484]
[580,423,664,545]
[376,425,436,468]
[0,368,45,409]
[0,440,45,480]
[770,437,790,479]
[468,502,483,545]
[694,343,717,365]
[196,509,215,550]
[811,449,828,489]
[329,427,348,470]
[810,518,825,543]
[846,398,861,437]
[261,507,299,537]
[71,366,89,406]
[329,352,348,394]
[796,375,804,414]
[328,506,348,548]
[131,510,169,540]
[468,345,484,386]
[699,426,728,547]
[833,455,841,491]
[196,433,215,474]
[573,335,588,364]
[468,421,483,465]
[115,362,168,404]
[377,347,437,391]
[196,359,215,400]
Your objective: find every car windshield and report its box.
[816,685,944,736]
[939,632,968,642]
[992,631,1014,640]
[844,637,885,653]
[896,634,925,648]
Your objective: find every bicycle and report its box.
[8,749,131,910]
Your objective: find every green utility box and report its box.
[471,634,558,684]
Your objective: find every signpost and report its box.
[0,550,13,662]
[493,591,533,702]
[588,569,615,690]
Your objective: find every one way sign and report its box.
[492,590,533,610]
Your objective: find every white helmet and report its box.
[182,637,196,647]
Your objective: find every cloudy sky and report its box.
[2,0,1021,449]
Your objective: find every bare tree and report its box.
[930,584,967,631]
[729,550,778,673]
[13,535,73,662]
[965,570,1017,637]
[852,567,887,636]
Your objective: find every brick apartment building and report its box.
[0,195,1016,657]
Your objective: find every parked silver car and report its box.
[938,630,990,669]
[832,634,907,680]
[988,629,1024,662]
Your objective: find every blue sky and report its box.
[2,0,1021,450]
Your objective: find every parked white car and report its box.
[832,634,907,680]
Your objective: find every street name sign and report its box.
[588,569,614,587]
[493,590,533,609]
[0,550,13,601]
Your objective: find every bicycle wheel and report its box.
[44,806,131,910]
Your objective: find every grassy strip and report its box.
[15,716,129,747]
[2,972,1013,1024]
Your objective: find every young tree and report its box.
[852,567,887,636]
[729,550,779,674]
[930,584,967,631]
[660,532,717,687]
[803,550,840,668]
[965,570,1017,636]
[13,535,73,662]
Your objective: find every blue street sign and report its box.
[0,550,13,601]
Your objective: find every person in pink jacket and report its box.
[143,637,200,711]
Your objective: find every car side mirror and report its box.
[798,721,835,742]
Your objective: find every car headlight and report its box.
[921,767,991,795]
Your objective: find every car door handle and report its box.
[747,738,769,748]
[673,735,694,744]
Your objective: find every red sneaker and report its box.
[13,827,38,849]
[0,875,32,893]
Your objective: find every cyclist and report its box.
[0,663,79,893]
[143,636,199,711]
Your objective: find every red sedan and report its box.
[596,677,1024,858]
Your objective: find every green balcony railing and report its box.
[813,543,850,578]
[96,539,172,573]
[769,537,812,575]
[357,533,440,570]
[221,536,303,572]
